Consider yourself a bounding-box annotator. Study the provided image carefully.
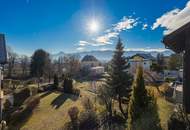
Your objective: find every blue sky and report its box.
[0,0,189,55]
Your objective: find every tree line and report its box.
[4,47,81,83]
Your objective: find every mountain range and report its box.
[51,50,173,61]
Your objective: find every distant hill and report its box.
[51,50,173,62]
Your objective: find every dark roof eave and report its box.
[162,22,190,53]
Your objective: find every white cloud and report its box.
[78,41,89,46]
[95,32,119,45]
[93,17,137,45]
[113,17,138,32]
[77,16,141,49]
[142,24,148,30]
[76,47,85,51]
[152,1,190,35]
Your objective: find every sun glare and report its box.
[88,20,99,33]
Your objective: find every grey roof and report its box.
[130,53,155,60]
[81,55,98,62]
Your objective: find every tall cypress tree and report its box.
[127,66,150,130]
[107,37,132,118]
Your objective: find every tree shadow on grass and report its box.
[40,91,52,98]
[8,96,40,130]
[51,93,79,109]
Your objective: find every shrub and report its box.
[12,80,21,89]
[165,77,176,82]
[13,88,31,107]
[79,110,98,130]
[24,79,36,85]
[61,122,73,130]
[168,114,186,130]
[68,106,79,121]
[10,96,40,125]
[24,95,40,109]
[160,83,173,97]
[68,106,79,130]
[2,79,12,89]
[63,78,73,93]
[29,86,38,96]
[4,99,12,111]
[53,74,59,89]
[168,105,189,130]
[81,97,93,111]
[72,88,80,96]
[38,84,54,92]
[128,93,161,130]
[3,99,13,121]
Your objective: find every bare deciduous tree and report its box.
[7,46,18,77]
[20,55,29,78]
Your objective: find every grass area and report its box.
[157,97,174,130]
[147,86,175,130]
[21,92,82,130]
[19,81,104,130]
[17,82,174,130]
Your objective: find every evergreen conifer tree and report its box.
[127,66,150,130]
[107,37,132,118]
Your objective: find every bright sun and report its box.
[88,20,99,32]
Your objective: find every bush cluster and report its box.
[65,98,98,130]
[168,114,186,130]
[78,110,98,130]
[38,84,54,92]
[9,96,40,126]
[53,74,59,89]
[63,78,73,93]
[63,77,80,96]
[13,88,31,107]
[168,106,189,130]
[165,77,176,82]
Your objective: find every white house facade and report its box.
[81,55,104,75]
[128,53,154,73]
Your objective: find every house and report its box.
[128,53,154,73]
[164,70,183,81]
[81,55,104,75]
[164,70,179,79]
[81,55,100,68]
[90,66,105,75]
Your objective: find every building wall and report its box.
[129,59,152,73]
[81,61,100,68]
[164,70,180,79]
[90,67,104,75]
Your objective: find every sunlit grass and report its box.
[20,81,105,130]
[19,82,174,130]
[147,86,174,130]
[157,97,174,130]
[21,92,83,130]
